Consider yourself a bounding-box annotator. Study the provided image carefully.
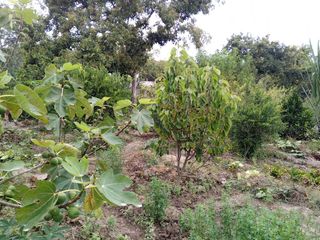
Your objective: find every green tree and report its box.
[231,83,283,159]
[281,90,314,139]
[14,0,221,102]
[224,34,310,89]
[156,49,237,171]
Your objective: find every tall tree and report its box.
[16,0,220,102]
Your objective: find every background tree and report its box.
[10,0,221,102]
[224,34,310,89]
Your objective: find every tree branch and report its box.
[0,199,21,208]
[0,161,48,185]
[58,190,84,209]
[116,120,131,136]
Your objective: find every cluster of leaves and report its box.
[281,90,314,139]
[267,164,320,185]
[180,200,315,240]
[231,83,283,159]
[156,49,238,170]
[0,62,158,232]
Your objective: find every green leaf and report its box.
[96,170,141,207]
[74,90,93,119]
[0,71,12,88]
[45,113,61,137]
[62,62,82,71]
[101,131,122,145]
[131,109,154,133]
[45,86,76,117]
[0,95,22,119]
[0,160,24,172]
[19,9,38,25]
[61,156,88,177]
[90,96,110,108]
[14,84,48,123]
[138,98,157,105]
[31,139,55,149]
[53,143,80,158]
[16,181,58,229]
[114,99,132,110]
[75,121,91,132]
[43,64,64,85]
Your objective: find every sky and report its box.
[152,0,320,60]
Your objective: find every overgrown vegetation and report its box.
[180,200,317,240]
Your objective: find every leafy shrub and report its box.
[156,49,237,171]
[78,66,131,103]
[180,200,314,240]
[231,84,283,159]
[144,178,170,223]
[281,90,314,139]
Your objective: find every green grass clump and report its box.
[180,200,315,240]
[144,178,170,223]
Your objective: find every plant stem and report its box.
[58,190,84,209]
[0,199,21,208]
[116,120,132,136]
[0,161,48,185]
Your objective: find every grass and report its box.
[180,199,318,240]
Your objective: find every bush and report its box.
[144,178,170,223]
[232,84,283,159]
[281,90,314,139]
[180,200,314,240]
[156,49,237,171]
[79,66,131,103]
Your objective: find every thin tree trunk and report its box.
[176,143,181,172]
[131,72,140,104]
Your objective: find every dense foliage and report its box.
[156,49,238,170]
[180,201,312,240]
[281,90,314,139]
[232,84,283,159]
[224,34,310,88]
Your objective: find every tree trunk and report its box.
[131,72,140,104]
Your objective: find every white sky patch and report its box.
[152,0,320,60]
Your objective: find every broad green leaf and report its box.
[62,62,82,71]
[19,9,38,25]
[75,121,91,132]
[138,98,157,105]
[114,99,132,110]
[14,84,48,123]
[101,131,122,145]
[61,156,88,177]
[53,143,80,158]
[45,86,76,117]
[0,160,24,172]
[74,90,93,119]
[96,170,141,207]
[97,116,115,133]
[89,96,110,108]
[31,139,55,149]
[131,109,154,133]
[0,95,22,119]
[83,187,104,212]
[43,64,64,85]
[16,181,58,229]
[0,71,12,88]
[45,113,61,137]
